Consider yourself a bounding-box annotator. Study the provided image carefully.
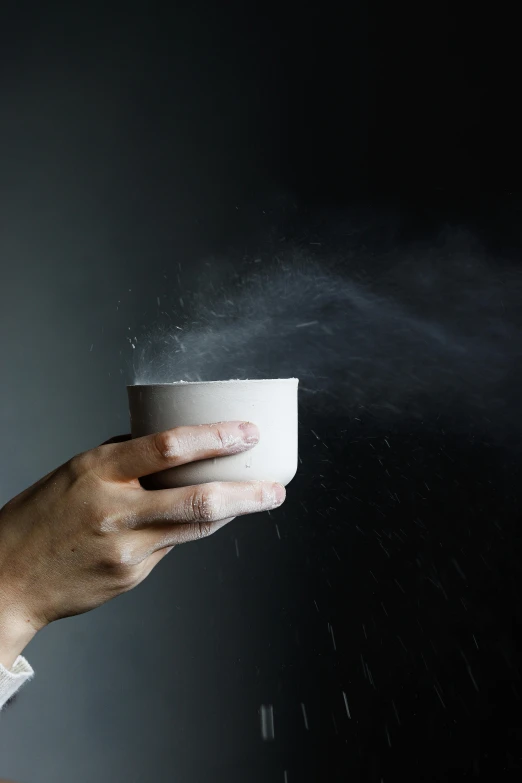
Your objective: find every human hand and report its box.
[0,422,285,668]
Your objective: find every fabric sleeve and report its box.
[0,656,34,710]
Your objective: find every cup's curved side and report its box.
[127,379,299,489]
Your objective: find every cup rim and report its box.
[128,378,299,389]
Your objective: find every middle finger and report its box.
[125,480,286,530]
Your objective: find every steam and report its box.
[131,228,522,436]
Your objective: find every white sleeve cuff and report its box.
[0,656,34,710]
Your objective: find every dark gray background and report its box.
[1,2,522,781]
[0,5,299,781]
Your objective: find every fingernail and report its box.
[272,483,286,505]
[238,421,260,444]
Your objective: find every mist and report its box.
[131,223,522,441]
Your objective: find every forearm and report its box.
[0,627,34,671]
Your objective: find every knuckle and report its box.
[68,449,105,482]
[67,452,92,480]
[189,486,221,522]
[97,543,136,581]
[212,426,229,451]
[90,508,120,536]
[153,430,181,461]
[196,521,214,539]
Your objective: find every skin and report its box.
[0,420,285,669]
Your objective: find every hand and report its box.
[0,421,285,668]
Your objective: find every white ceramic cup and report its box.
[127,378,299,489]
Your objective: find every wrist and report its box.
[0,592,39,670]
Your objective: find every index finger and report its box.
[100,434,132,446]
[96,421,260,481]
